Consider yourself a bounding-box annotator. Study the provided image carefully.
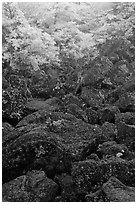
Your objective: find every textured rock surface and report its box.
[97,141,132,159]
[102,176,135,202]
[3,129,72,183]
[115,93,135,112]
[86,108,99,124]
[3,170,59,202]
[72,158,135,194]
[85,176,135,202]
[115,112,135,125]
[116,121,135,151]
[81,87,104,108]
[25,97,64,112]
[2,123,14,141]
[16,111,104,156]
[98,106,120,125]
[54,173,77,201]
[66,103,88,122]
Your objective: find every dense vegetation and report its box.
[2,2,135,202]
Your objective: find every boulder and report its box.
[116,121,135,151]
[66,103,88,122]
[85,177,135,202]
[122,75,135,92]
[72,158,135,195]
[85,108,99,124]
[105,78,134,106]
[85,189,109,202]
[115,112,135,125]
[115,93,135,112]
[79,124,107,160]
[26,170,58,201]
[3,175,30,202]
[102,176,135,202]
[2,123,14,140]
[98,106,120,125]
[102,122,117,141]
[30,74,56,99]
[81,87,104,109]
[97,141,132,160]
[86,153,100,161]
[80,123,116,160]
[3,129,72,183]
[16,110,104,156]
[62,93,84,108]
[3,123,38,146]
[2,170,58,202]
[80,137,104,160]
[2,77,9,89]
[16,110,77,128]
[2,87,26,124]
[24,97,64,112]
[54,173,77,202]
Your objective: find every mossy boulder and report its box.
[3,129,72,183]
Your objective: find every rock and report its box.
[80,123,116,160]
[116,121,135,151]
[2,123,38,147]
[2,123,14,139]
[2,170,59,202]
[24,97,64,112]
[115,112,135,125]
[66,103,88,122]
[72,158,135,195]
[102,122,117,141]
[2,175,30,202]
[62,93,84,108]
[79,124,107,160]
[85,189,109,202]
[122,76,135,93]
[16,110,104,156]
[54,173,77,201]
[26,170,59,201]
[30,74,56,99]
[101,79,116,90]
[2,86,26,124]
[86,153,100,161]
[2,77,9,89]
[81,87,104,109]
[16,110,77,128]
[106,59,133,86]
[105,79,134,105]
[3,129,72,183]
[9,74,20,87]
[98,106,120,125]
[109,53,119,64]
[97,141,131,159]
[105,87,122,104]
[115,93,135,112]
[102,176,135,202]
[80,138,102,160]
[86,108,99,124]
[85,177,135,202]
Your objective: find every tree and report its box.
[2,2,60,76]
